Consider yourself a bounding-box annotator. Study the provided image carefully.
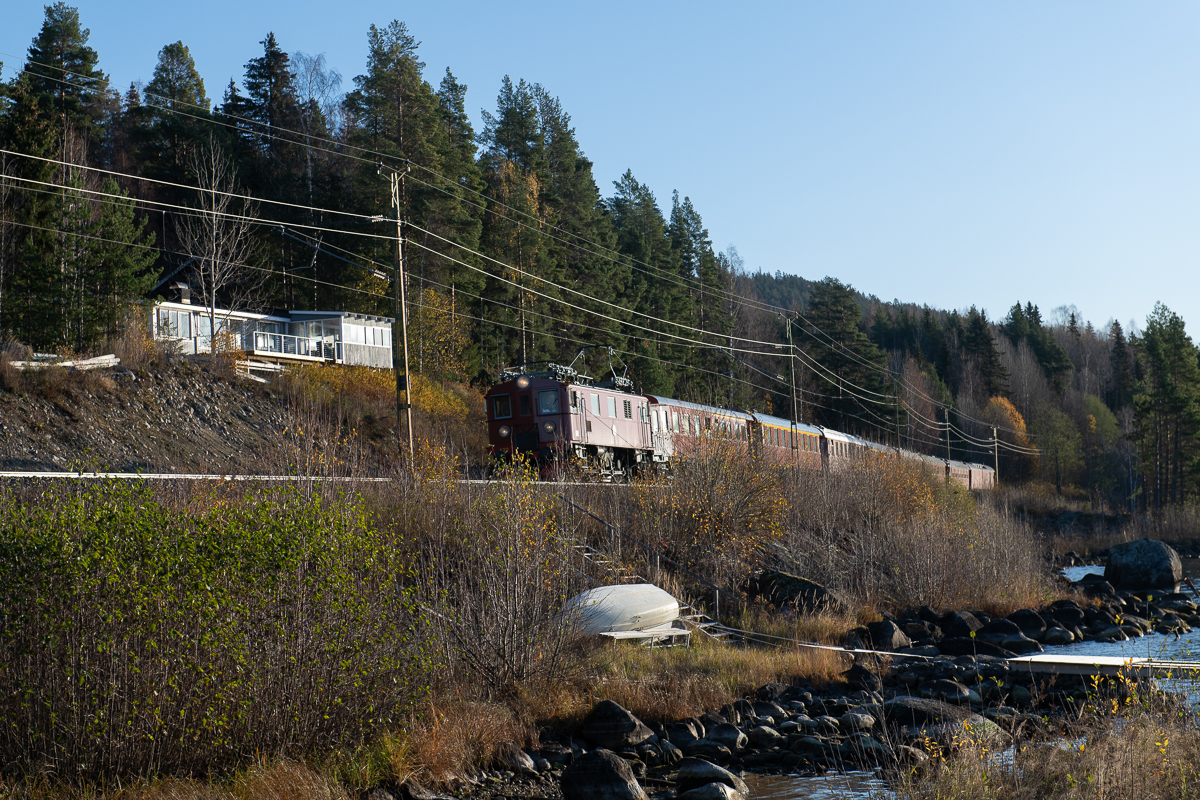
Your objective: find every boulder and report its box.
[999,634,1043,655]
[664,721,701,745]
[866,620,912,651]
[676,758,750,795]
[940,611,984,638]
[680,740,732,762]
[975,618,1021,644]
[839,710,876,731]
[705,723,747,752]
[1105,539,1183,590]
[747,725,783,748]
[579,701,654,750]
[755,682,788,701]
[493,741,537,775]
[936,637,1016,659]
[881,696,976,728]
[679,784,743,800]
[843,664,882,692]
[918,680,979,705]
[1041,625,1075,645]
[1045,606,1086,628]
[752,700,788,720]
[560,749,648,800]
[1007,609,1048,641]
[743,570,846,613]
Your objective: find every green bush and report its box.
[0,482,432,779]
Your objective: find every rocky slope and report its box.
[0,358,310,474]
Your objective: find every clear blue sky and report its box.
[5,1,1198,336]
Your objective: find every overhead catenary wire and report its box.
[3,60,1048,440]
[0,56,791,319]
[0,59,1044,444]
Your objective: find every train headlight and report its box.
[542,421,556,434]
[498,425,511,438]
[516,376,531,389]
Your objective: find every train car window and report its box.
[623,399,632,419]
[538,391,559,415]
[672,412,679,433]
[519,395,531,416]
[608,397,618,418]
[571,391,579,409]
[590,394,600,415]
[493,394,512,419]
[650,408,659,431]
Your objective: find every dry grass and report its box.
[578,634,849,724]
[401,700,532,785]
[896,717,1200,800]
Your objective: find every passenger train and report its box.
[484,363,994,489]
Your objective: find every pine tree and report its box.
[135,41,210,183]
[22,3,110,160]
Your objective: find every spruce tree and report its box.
[802,277,889,434]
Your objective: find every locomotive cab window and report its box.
[538,391,559,415]
[519,395,531,416]
[493,394,512,419]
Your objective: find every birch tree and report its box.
[174,141,263,351]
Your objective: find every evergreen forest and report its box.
[2,4,1198,513]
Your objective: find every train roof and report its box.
[752,413,823,435]
[643,395,755,421]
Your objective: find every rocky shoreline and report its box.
[377,539,1198,799]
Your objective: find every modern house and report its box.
[151,286,393,369]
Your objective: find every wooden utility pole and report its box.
[378,164,414,461]
[993,426,1000,484]
[786,316,798,452]
[944,407,952,461]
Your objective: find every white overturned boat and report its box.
[562,583,689,645]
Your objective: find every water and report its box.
[743,771,890,799]
[728,560,1200,798]
[1058,559,1200,668]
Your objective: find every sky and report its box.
[4,1,1199,336]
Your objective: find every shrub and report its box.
[0,482,433,779]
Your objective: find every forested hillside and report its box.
[2,4,1198,512]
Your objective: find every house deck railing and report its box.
[252,331,332,361]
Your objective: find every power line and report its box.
[1,57,1056,438]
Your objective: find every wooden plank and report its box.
[1007,654,1200,678]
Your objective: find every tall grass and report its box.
[779,454,1055,613]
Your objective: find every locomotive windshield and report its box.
[493,394,512,419]
[538,391,559,414]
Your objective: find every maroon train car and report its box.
[484,368,654,476]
